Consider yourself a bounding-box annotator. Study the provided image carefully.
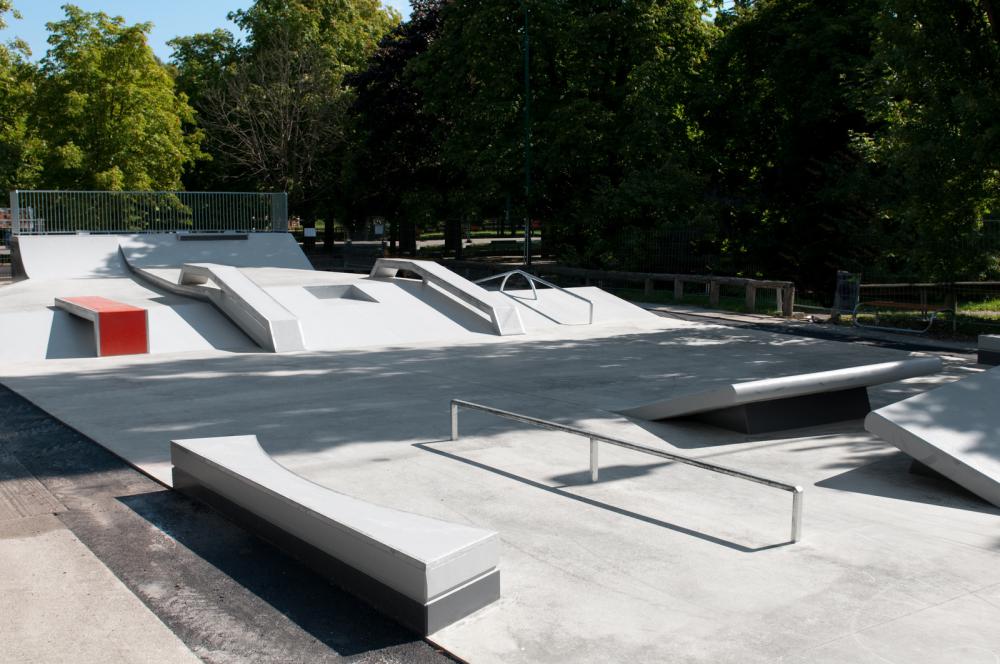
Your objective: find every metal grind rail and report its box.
[475,269,594,325]
[449,399,804,543]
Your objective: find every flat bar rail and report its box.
[449,399,804,543]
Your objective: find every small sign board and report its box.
[304,227,317,238]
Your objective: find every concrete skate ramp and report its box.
[865,367,1000,508]
[620,357,942,433]
[172,434,500,635]
[120,233,312,271]
[12,235,130,280]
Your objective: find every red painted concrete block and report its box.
[57,296,149,357]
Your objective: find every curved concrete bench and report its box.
[170,435,500,634]
[619,357,942,433]
[865,367,1000,508]
[371,258,525,335]
[54,296,148,357]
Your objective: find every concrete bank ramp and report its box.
[865,366,1000,508]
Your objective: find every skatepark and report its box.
[1,226,999,663]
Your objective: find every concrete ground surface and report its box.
[1,315,998,663]
[0,384,451,664]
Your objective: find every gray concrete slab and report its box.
[0,319,995,663]
[0,514,201,664]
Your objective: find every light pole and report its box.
[520,0,532,266]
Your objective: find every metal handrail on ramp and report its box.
[449,399,804,543]
[475,269,594,325]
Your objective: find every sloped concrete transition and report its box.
[1,233,998,663]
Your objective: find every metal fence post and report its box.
[451,402,459,441]
[271,193,288,232]
[10,190,19,235]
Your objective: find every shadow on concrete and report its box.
[816,452,1000,516]
[118,490,432,659]
[548,461,672,486]
[45,309,97,359]
[414,441,792,553]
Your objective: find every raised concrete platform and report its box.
[176,263,305,352]
[865,366,1000,508]
[977,334,1000,365]
[619,357,943,433]
[171,434,500,635]
[54,296,149,357]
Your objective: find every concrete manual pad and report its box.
[865,365,1000,507]
[1,319,995,663]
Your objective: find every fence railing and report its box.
[9,190,288,235]
[448,399,804,543]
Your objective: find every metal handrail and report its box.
[475,269,594,324]
[449,399,804,543]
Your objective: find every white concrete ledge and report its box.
[865,367,1000,508]
[170,435,500,634]
[620,357,942,431]
[371,258,524,335]
[177,263,304,352]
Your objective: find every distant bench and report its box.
[170,435,500,635]
[619,357,942,433]
[54,296,148,357]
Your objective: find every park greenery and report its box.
[0,0,999,292]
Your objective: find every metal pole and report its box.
[451,402,459,441]
[521,0,532,267]
[590,438,599,482]
[791,488,804,543]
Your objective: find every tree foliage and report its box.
[173,0,398,215]
[409,0,715,266]
[32,5,202,190]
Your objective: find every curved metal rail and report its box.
[448,399,804,543]
[475,269,594,325]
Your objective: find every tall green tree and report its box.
[858,0,1000,280]
[0,2,44,197]
[412,0,715,266]
[175,0,398,217]
[345,0,449,251]
[33,5,203,190]
[699,0,880,288]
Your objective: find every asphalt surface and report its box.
[0,384,454,664]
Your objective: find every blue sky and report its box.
[0,0,412,62]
